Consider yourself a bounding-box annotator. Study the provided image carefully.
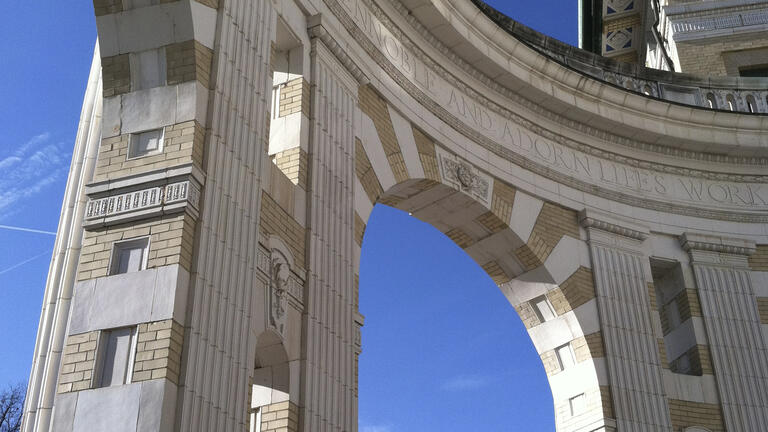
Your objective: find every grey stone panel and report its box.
[69,264,188,334]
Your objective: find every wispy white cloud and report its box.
[0,132,69,221]
[441,375,488,391]
[0,249,51,276]
[0,224,56,236]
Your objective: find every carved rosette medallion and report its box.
[437,149,491,205]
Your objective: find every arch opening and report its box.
[356,178,611,431]
[250,331,293,432]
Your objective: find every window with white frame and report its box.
[556,343,576,371]
[96,327,137,388]
[110,237,149,275]
[128,129,164,159]
[532,295,557,323]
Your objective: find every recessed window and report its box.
[739,65,768,77]
[128,129,163,159]
[569,393,586,416]
[556,343,576,371]
[726,94,736,111]
[110,237,149,275]
[129,48,166,91]
[532,295,556,323]
[95,327,137,388]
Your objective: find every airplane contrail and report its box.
[0,224,56,236]
[0,250,52,276]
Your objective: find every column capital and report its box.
[679,232,756,256]
[579,209,650,241]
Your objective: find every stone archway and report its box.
[23,0,768,431]
[355,177,610,430]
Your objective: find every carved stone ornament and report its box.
[269,249,290,335]
[605,0,634,15]
[437,149,491,205]
[605,28,633,52]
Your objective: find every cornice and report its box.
[382,0,768,167]
[318,0,768,222]
[679,232,756,256]
[579,209,650,241]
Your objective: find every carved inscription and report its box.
[335,0,768,212]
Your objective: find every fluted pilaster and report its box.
[581,211,671,431]
[681,233,768,431]
[301,37,360,432]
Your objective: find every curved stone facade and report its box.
[22,0,768,431]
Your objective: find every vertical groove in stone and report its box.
[179,0,272,430]
[303,40,357,432]
[590,244,672,431]
[692,263,768,431]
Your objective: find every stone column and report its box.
[680,233,768,431]
[300,35,360,432]
[580,211,672,431]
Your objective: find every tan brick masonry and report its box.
[278,78,310,118]
[57,331,99,393]
[445,228,475,249]
[166,40,214,89]
[749,245,768,271]
[515,202,580,270]
[668,399,725,432]
[93,0,123,17]
[481,260,510,285]
[677,35,768,77]
[94,120,205,182]
[412,127,440,182]
[260,401,299,432]
[259,191,306,271]
[358,85,409,183]
[758,297,768,324]
[102,54,131,98]
[547,267,595,315]
[132,319,184,384]
[78,213,196,280]
[354,212,366,247]
[272,147,308,190]
[354,138,384,204]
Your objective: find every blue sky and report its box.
[1,1,576,430]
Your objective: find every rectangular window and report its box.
[556,343,576,371]
[128,129,163,159]
[96,327,137,388]
[569,393,586,416]
[532,295,556,323]
[110,237,149,275]
[129,48,166,91]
